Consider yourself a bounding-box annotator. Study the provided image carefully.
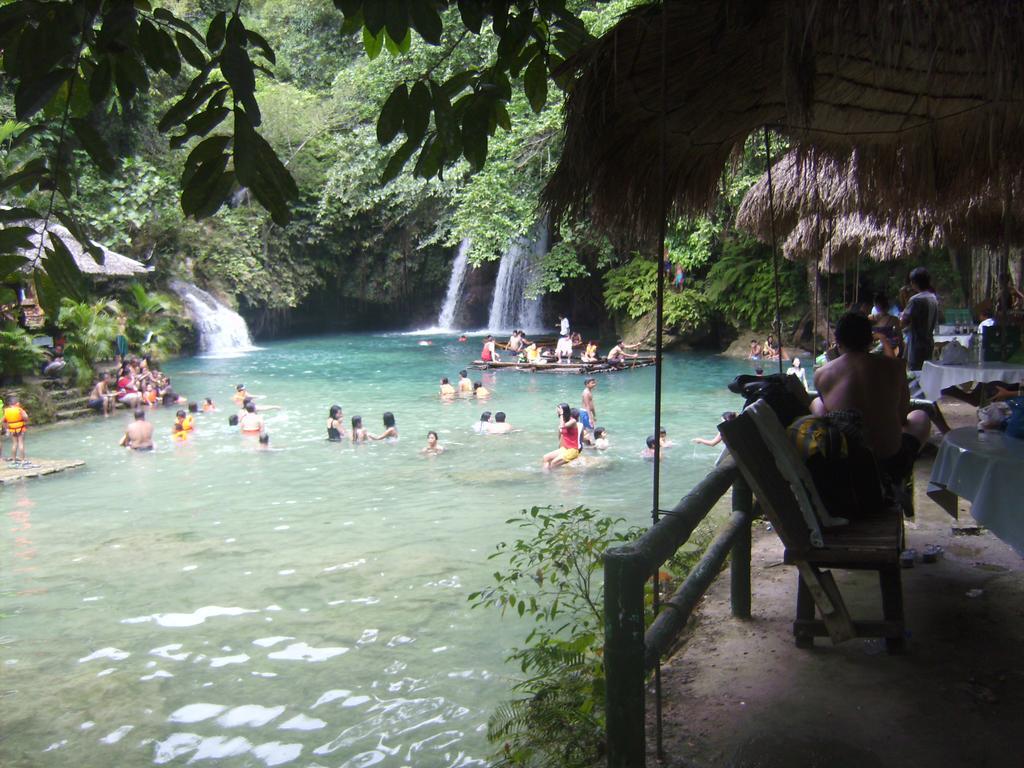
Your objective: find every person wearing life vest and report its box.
[4,393,30,465]
[172,409,194,438]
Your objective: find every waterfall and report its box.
[436,238,472,329]
[486,222,548,333]
[170,280,257,357]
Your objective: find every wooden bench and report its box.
[719,401,906,652]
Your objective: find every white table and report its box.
[929,427,1024,556]
[917,361,1024,401]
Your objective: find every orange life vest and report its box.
[4,406,27,432]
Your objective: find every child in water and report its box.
[641,435,657,459]
[350,415,368,443]
[422,430,444,455]
[202,398,216,412]
[593,427,609,450]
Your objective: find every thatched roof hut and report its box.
[783,212,939,273]
[545,1,1024,240]
[737,149,1024,252]
[15,218,151,277]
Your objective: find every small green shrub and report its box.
[57,298,119,387]
[0,324,45,384]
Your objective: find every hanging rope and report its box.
[854,249,861,306]
[650,2,669,759]
[762,127,784,374]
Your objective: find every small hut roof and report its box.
[737,149,1024,250]
[783,213,939,273]
[12,217,151,277]
[544,1,1024,240]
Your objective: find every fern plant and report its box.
[122,282,190,360]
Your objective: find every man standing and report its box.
[581,378,597,433]
[812,313,930,485]
[120,409,155,450]
[900,267,938,371]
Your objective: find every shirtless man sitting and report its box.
[811,312,930,484]
[607,340,640,364]
[120,409,155,450]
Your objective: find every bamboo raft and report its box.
[470,357,657,374]
[0,458,85,485]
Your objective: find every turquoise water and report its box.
[1,333,766,767]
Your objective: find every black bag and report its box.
[728,373,811,428]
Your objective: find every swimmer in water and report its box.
[439,377,456,398]
[593,426,609,450]
[370,412,398,441]
[692,412,736,447]
[120,409,155,450]
[659,427,675,448]
[457,369,473,395]
[258,432,271,450]
[489,411,514,434]
[473,381,491,398]
[422,430,444,455]
[327,405,345,441]
[172,409,194,437]
[351,415,368,443]
[232,383,249,404]
[239,401,264,434]
[202,398,216,412]
[641,435,658,459]
[473,411,493,434]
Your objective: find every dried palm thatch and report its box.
[783,212,939,273]
[738,149,1024,250]
[15,218,151,277]
[545,0,1024,241]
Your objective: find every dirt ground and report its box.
[648,399,1024,768]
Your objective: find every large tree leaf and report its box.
[410,1,443,45]
[70,118,117,174]
[377,84,408,145]
[14,69,72,120]
[404,81,432,144]
[523,54,547,113]
[206,11,227,52]
[232,109,297,225]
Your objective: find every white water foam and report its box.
[169,279,259,358]
[123,605,259,628]
[267,642,348,662]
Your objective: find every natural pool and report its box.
[1,333,770,767]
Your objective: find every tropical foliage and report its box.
[469,505,640,767]
[0,323,45,383]
[56,298,119,387]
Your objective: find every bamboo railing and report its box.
[603,458,753,767]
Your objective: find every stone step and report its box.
[55,408,94,421]
[54,396,90,409]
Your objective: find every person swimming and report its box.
[232,383,248,404]
[202,397,216,412]
[327,405,345,441]
[641,435,657,459]
[473,411,493,434]
[659,427,675,448]
[370,412,398,441]
[457,370,473,394]
[351,415,368,443]
[258,432,271,450]
[422,430,444,455]
[473,381,491,398]
[239,401,264,434]
[172,408,194,437]
[489,411,513,434]
[593,427,609,450]
[439,377,456,397]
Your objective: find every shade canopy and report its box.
[544,1,1024,241]
[737,149,1024,255]
[783,212,939,273]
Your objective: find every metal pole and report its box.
[730,475,753,619]
[650,4,669,761]
[762,128,784,375]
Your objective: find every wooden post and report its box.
[730,476,753,620]
[604,544,648,768]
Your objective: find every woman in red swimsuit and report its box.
[541,403,580,469]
